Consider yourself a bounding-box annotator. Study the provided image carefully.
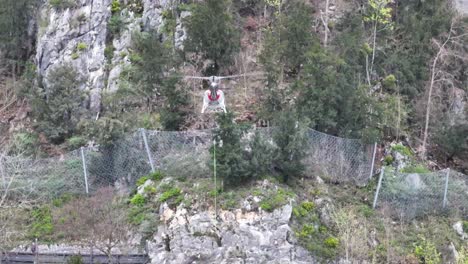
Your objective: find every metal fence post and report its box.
[140,128,156,173]
[443,168,450,208]
[369,142,378,179]
[80,147,89,195]
[373,167,385,209]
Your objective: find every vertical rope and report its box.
[213,139,217,219]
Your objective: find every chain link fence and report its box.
[0,127,376,203]
[373,168,468,220]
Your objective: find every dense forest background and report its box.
[0,0,466,172]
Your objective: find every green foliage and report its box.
[30,64,85,143]
[149,171,164,181]
[159,75,190,130]
[463,221,468,233]
[435,123,468,160]
[324,236,340,248]
[144,185,157,195]
[78,116,126,146]
[259,188,291,212]
[401,164,430,174]
[248,131,275,179]
[301,201,315,212]
[128,206,149,225]
[10,131,39,156]
[76,42,87,51]
[184,0,240,67]
[382,74,397,91]
[130,193,146,207]
[272,111,309,182]
[159,187,182,203]
[67,255,84,264]
[108,14,125,37]
[111,0,121,13]
[413,235,441,264]
[104,45,115,63]
[297,224,315,238]
[29,206,54,241]
[136,176,149,187]
[358,205,374,218]
[49,0,76,9]
[384,155,394,165]
[211,112,250,188]
[258,28,285,119]
[363,0,393,27]
[71,53,79,60]
[278,0,316,74]
[294,47,381,140]
[66,136,86,150]
[0,0,36,66]
[391,143,413,157]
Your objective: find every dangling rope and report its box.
[213,139,218,219]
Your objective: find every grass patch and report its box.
[391,143,413,157]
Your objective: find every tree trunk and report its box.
[421,30,453,159]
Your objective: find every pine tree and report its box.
[272,111,309,182]
[31,64,85,143]
[211,112,250,188]
[184,0,240,69]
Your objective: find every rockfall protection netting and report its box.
[374,168,468,220]
[0,127,376,203]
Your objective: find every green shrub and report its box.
[76,42,87,51]
[391,143,413,157]
[293,206,308,218]
[297,224,315,238]
[144,185,157,195]
[324,236,339,248]
[29,206,54,241]
[104,45,115,62]
[159,187,181,202]
[401,164,430,174]
[108,14,124,36]
[128,206,148,225]
[358,205,374,218]
[413,236,441,264]
[463,221,468,233]
[129,53,143,64]
[67,255,84,264]
[111,0,121,13]
[10,131,39,156]
[136,176,149,187]
[66,136,86,150]
[301,201,315,212]
[130,193,146,207]
[71,53,79,60]
[384,155,394,165]
[149,171,164,181]
[383,74,397,90]
[260,188,291,212]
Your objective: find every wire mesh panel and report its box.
[446,170,468,218]
[304,129,374,186]
[377,170,449,220]
[84,131,153,191]
[146,129,213,179]
[0,150,85,203]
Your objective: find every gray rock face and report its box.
[35,0,177,110]
[147,204,315,264]
[36,0,112,112]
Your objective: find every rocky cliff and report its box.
[35,0,186,113]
